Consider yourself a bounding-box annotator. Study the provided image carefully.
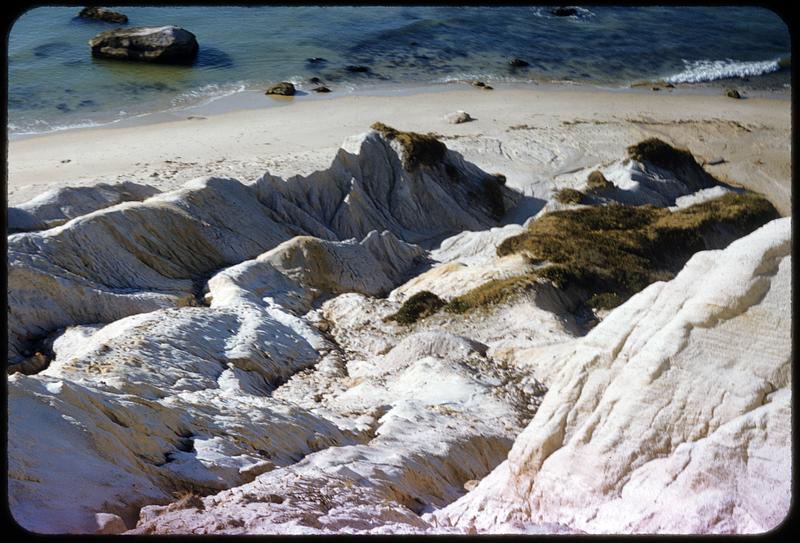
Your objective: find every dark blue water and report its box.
[7,5,791,135]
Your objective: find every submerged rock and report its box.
[551,7,579,17]
[89,26,199,64]
[312,85,331,93]
[78,7,128,24]
[509,58,529,68]
[265,82,296,96]
[345,65,371,73]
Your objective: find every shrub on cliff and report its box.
[386,290,446,324]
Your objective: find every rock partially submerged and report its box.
[265,82,296,96]
[89,26,199,64]
[78,7,128,24]
[345,65,371,73]
[551,6,579,17]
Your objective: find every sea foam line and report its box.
[665,58,784,84]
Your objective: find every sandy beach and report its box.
[7,85,791,215]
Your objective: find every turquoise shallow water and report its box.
[7,5,791,135]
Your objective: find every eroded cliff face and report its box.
[6,128,790,535]
[431,217,791,534]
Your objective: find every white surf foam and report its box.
[665,58,783,84]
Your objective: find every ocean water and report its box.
[7,5,791,136]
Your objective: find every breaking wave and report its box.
[665,58,784,84]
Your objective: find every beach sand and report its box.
[7,85,791,215]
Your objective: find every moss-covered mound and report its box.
[443,275,538,314]
[627,138,695,170]
[554,188,585,205]
[386,290,446,324]
[586,170,613,191]
[394,192,776,320]
[371,122,447,170]
[496,191,778,309]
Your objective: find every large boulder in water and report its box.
[78,7,128,24]
[88,26,199,64]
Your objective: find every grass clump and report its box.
[496,191,778,309]
[371,122,447,170]
[625,138,716,189]
[586,170,613,191]
[626,138,696,170]
[443,275,539,314]
[554,188,585,205]
[386,290,446,324]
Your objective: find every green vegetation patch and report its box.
[586,170,613,191]
[386,290,446,325]
[626,137,709,178]
[392,191,776,321]
[496,191,778,309]
[554,188,585,205]
[443,275,539,314]
[371,122,447,170]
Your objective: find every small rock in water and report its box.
[551,6,579,17]
[652,86,661,91]
[472,80,486,87]
[445,110,473,124]
[309,76,323,84]
[265,82,296,96]
[345,65,371,73]
[306,57,327,64]
[312,86,331,93]
[665,82,675,88]
[726,88,742,99]
[78,7,128,24]
[509,58,530,68]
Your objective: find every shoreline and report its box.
[7,85,792,215]
[8,79,790,142]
